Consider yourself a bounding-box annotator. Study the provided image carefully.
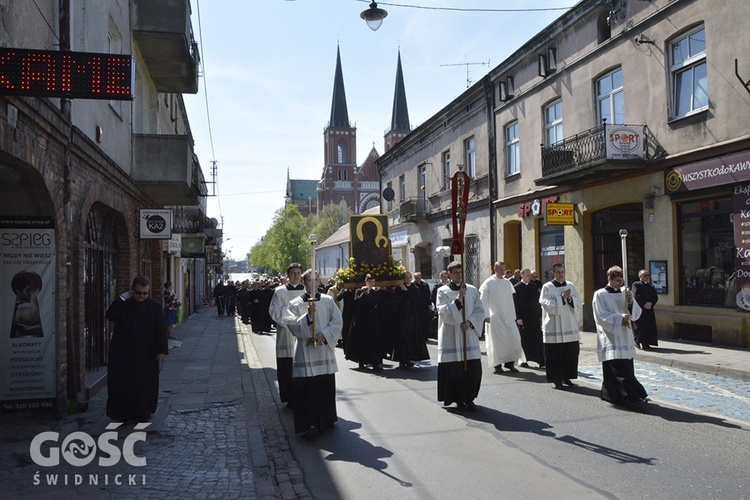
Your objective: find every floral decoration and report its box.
[333,256,406,286]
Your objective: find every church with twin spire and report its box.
[285,45,411,217]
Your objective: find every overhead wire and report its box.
[355,0,576,13]
[194,0,223,224]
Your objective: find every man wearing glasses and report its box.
[105,276,169,422]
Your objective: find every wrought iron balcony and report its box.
[170,206,205,234]
[399,197,428,222]
[536,124,653,186]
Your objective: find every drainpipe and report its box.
[483,75,498,264]
[60,0,86,414]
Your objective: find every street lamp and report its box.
[360,1,388,31]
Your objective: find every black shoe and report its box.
[505,364,519,373]
[455,402,467,411]
[519,362,529,368]
[563,379,576,387]
[642,345,653,351]
[494,365,504,374]
[303,426,318,440]
[554,382,564,389]
[465,401,476,411]
[372,364,384,372]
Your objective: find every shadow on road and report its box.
[460,405,556,437]
[320,418,414,488]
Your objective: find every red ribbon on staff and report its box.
[451,169,471,255]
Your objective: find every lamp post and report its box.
[360,0,388,31]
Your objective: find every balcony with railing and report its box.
[399,197,428,223]
[133,134,206,206]
[132,0,199,93]
[536,124,653,186]
[333,181,353,189]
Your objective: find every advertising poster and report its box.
[0,216,56,412]
[733,184,750,311]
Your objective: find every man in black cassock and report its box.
[106,276,168,422]
[632,269,659,350]
[412,272,432,340]
[513,268,545,368]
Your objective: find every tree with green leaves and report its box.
[310,203,352,244]
[248,204,314,274]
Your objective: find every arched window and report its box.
[337,140,347,164]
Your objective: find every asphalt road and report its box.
[251,333,750,499]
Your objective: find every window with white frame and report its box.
[442,151,451,189]
[419,164,427,194]
[464,137,476,178]
[544,99,563,146]
[399,174,406,202]
[670,25,707,118]
[337,140,347,163]
[505,121,520,176]
[596,68,624,125]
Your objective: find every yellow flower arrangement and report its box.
[333,256,406,286]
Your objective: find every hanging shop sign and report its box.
[140,209,172,240]
[0,47,134,100]
[605,125,644,160]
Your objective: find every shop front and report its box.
[663,149,750,346]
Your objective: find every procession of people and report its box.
[110,255,652,436]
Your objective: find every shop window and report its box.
[465,235,480,286]
[679,197,734,307]
[539,223,564,283]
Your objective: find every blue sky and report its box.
[184,0,575,259]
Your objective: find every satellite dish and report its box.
[382,187,395,201]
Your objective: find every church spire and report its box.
[390,49,410,131]
[384,49,411,152]
[329,44,350,128]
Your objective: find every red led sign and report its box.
[0,47,133,100]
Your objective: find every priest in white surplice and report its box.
[436,261,485,411]
[284,270,343,439]
[479,262,524,374]
[269,263,306,407]
[593,265,648,408]
[539,263,582,389]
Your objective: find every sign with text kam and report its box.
[0,47,134,100]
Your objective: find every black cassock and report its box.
[390,285,430,363]
[513,281,545,365]
[106,297,168,422]
[336,288,356,349]
[632,280,659,347]
[345,288,386,365]
[253,287,275,333]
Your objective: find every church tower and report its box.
[384,50,411,152]
[318,45,357,213]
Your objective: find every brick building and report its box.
[0,1,208,417]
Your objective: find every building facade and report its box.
[0,0,209,417]
[490,0,750,345]
[377,76,495,284]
